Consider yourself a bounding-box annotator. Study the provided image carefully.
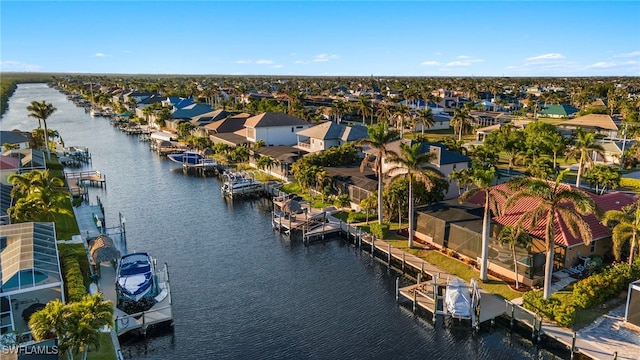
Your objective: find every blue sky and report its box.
[1,1,639,76]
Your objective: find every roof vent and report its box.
[615,201,620,205]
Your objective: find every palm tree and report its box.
[68,294,114,360]
[28,299,71,356]
[497,225,531,289]
[415,108,434,136]
[332,99,349,123]
[541,131,567,172]
[449,167,472,195]
[27,100,57,160]
[358,123,400,224]
[385,142,444,248]
[393,104,413,138]
[459,167,505,281]
[256,155,276,176]
[566,128,605,189]
[356,95,372,125]
[7,170,69,222]
[451,107,472,141]
[506,170,598,299]
[375,102,396,125]
[602,200,640,265]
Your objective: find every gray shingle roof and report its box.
[245,112,310,128]
[0,131,28,145]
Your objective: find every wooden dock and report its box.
[65,170,106,197]
[299,219,509,327]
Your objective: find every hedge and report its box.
[522,290,576,327]
[60,255,87,302]
[620,177,640,191]
[572,259,640,309]
[370,222,390,239]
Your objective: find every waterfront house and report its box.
[164,103,214,133]
[244,112,311,146]
[415,188,635,287]
[0,155,20,185]
[364,140,471,200]
[249,146,307,181]
[295,121,368,153]
[0,222,65,343]
[557,114,621,138]
[207,113,253,147]
[1,149,47,176]
[0,131,30,150]
[322,165,378,208]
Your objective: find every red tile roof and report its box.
[466,182,635,248]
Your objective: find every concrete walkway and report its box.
[71,200,124,359]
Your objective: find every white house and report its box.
[244,112,311,146]
[415,113,451,132]
[295,121,368,153]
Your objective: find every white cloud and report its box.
[434,52,441,56]
[235,60,252,64]
[444,57,484,67]
[272,64,284,68]
[614,51,640,58]
[445,61,471,67]
[421,61,441,66]
[313,54,339,62]
[585,60,640,69]
[0,60,41,71]
[256,59,274,65]
[525,53,565,64]
[93,53,108,57]
[294,60,307,64]
[588,62,617,69]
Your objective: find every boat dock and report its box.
[65,170,106,198]
[299,218,508,327]
[111,262,173,337]
[73,195,173,359]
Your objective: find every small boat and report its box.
[221,172,263,197]
[116,253,156,304]
[167,151,216,168]
[445,278,472,319]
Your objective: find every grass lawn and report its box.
[85,332,116,360]
[385,240,521,300]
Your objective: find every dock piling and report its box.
[395,277,399,301]
[387,244,391,267]
[570,332,576,359]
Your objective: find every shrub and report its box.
[60,255,87,302]
[572,260,640,309]
[620,177,640,191]
[554,304,576,327]
[347,211,368,224]
[370,222,390,239]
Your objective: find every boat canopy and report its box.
[150,131,177,142]
[445,278,472,318]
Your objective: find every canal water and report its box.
[1,83,564,359]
